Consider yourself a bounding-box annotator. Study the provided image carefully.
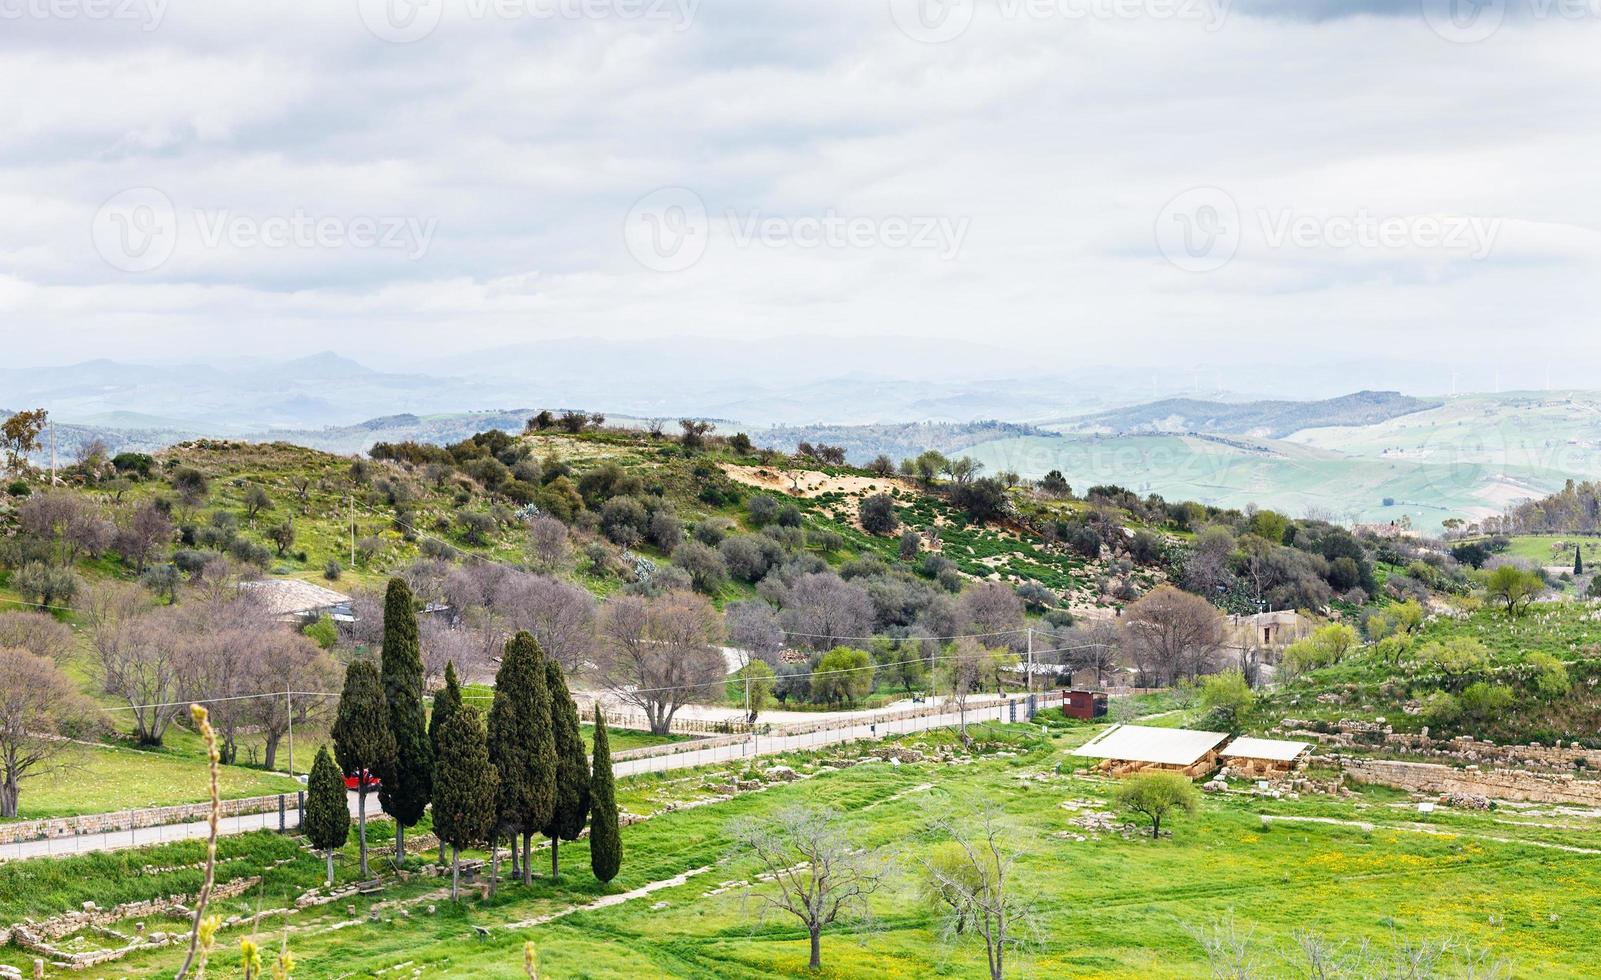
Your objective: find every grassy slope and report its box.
[1266,600,1601,744]
[965,393,1601,532]
[11,743,301,820]
[963,432,1571,534]
[3,723,1594,978]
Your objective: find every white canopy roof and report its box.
[1072,725,1229,767]
[1220,737,1311,762]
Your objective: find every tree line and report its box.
[314,578,621,898]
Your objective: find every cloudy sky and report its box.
[4,0,1600,393]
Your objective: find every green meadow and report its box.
[6,722,1594,978]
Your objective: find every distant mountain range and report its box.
[1052,391,1441,439]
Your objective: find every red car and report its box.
[344,769,381,791]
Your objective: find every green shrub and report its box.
[1525,651,1571,698]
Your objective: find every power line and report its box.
[97,636,1103,713]
[0,595,79,615]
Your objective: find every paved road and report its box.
[615,694,1057,777]
[2,693,1060,862]
[0,792,367,863]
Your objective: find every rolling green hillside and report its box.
[961,392,1601,531]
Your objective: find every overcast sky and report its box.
[3,0,1599,392]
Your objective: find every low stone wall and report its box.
[0,794,294,846]
[1279,719,1601,773]
[1341,758,1601,806]
[8,876,260,968]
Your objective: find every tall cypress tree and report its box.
[304,746,351,886]
[428,661,463,863]
[332,660,395,878]
[523,635,557,886]
[433,706,498,902]
[489,632,537,894]
[589,706,621,884]
[542,659,590,878]
[378,577,432,865]
[1576,546,1584,576]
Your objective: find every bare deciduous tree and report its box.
[420,616,488,686]
[0,647,97,817]
[941,637,997,743]
[730,806,885,972]
[726,600,786,668]
[958,582,1025,647]
[0,610,74,662]
[778,572,874,651]
[596,591,724,735]
[1121,585,1226,687]
[525,516,571,573]
[86,584,190,745]
[1065,621,1121,688]
[920,808,1040,980]
[112,500,173,573]
[497,573,595,675]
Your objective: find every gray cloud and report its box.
[1,0,1599,385]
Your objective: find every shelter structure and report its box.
[1219,736,1311,778]
[1072,724,1229,778]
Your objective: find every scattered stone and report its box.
[650,901,669,911]
[1439,792,1492,810]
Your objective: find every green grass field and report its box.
[1492,534,1601,565]
[3,742,301,821]
[5,722,1595,978]
[963,431,1573,534]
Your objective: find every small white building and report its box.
[239,578,352,623]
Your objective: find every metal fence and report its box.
[614,692,1066,778]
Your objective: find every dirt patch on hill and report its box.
[721,464,900,500]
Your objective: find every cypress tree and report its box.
[523,635,557,886]
[304,746,351,887]
[332,660,395,878]
[589,706,621,884]
[1576,546,1584,576]
[542,659,590,878]
[428,661,463,863]
[488,632,537,894]
[378,577,432,865]
[432,706,498,902]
